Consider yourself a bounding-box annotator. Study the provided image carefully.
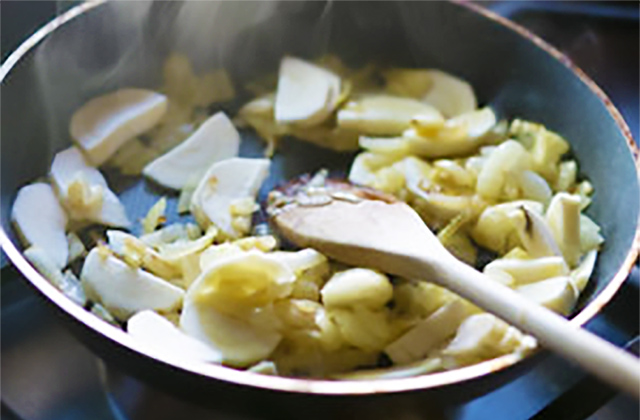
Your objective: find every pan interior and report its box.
[1,0,638,370]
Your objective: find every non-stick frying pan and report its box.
[1,1,638,418]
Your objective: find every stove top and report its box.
[2,2,639,419]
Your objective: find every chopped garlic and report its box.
[321,268,393,309]
[141,197,167,234]
[143,112,240,190]
[190,158,270,238]
[517,277,578,316]
[80,248,184,320]
[180,252,294,366]
[483,256,568,286]
[70,88,168,165]
[51,146,130,228]
[12,183,69,268]
[128,310,222,363]
[386,300,472,364]
[442,314,516,365]
[337,95,443,136]
[420,70,477,117]
[274,56,342,126]
[67,232,87,263]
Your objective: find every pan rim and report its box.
[1,0,638,396]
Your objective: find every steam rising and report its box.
[32,1,280,151]
[31,1,422,156]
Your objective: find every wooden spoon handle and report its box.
[405,254,640,398]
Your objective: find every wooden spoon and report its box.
[268,178,640,397]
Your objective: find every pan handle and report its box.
[530,336,639,419]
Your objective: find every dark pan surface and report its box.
[1,0,638,404]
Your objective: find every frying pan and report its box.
[1,1,638,418]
